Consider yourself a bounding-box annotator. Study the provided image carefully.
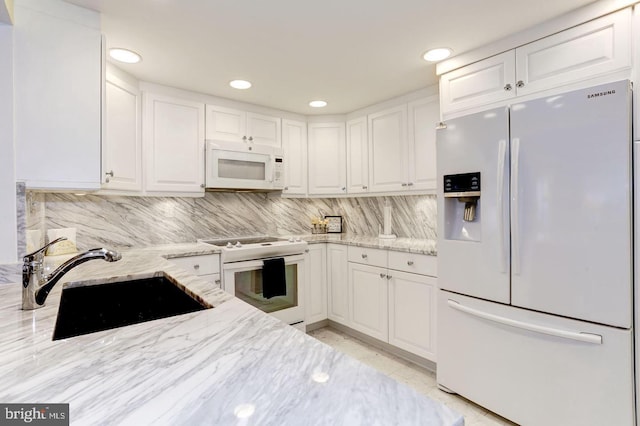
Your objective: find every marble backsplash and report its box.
[26,192,437,251]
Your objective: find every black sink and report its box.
[53,273,210,340]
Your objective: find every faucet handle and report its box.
[23,237,68,263]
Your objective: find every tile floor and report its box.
[309,327,517,426]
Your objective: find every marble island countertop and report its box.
[0,243,460,425]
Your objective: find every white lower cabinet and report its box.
[343,245,437,361]
[167,254,221,288]
[305,244,327,324]
[388,270,437,360]
[327,244,349,325]
[348,262,389,341]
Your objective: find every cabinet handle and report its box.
[361,254,368,259]
[516,80,524,88]
[105,170,114,183]
[193,264,200,270]
[401,183,408,187]
[386,274,392,280]
[504,84,512,91]
[407,182,414,186]
[341,187,346,191]
[407,260,414,266]
[362,185,367,190]
[379,273,386,279]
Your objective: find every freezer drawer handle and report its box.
[447,300,602,345]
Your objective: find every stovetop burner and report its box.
[199,235,307,263]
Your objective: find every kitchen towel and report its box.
[262,257,286,299]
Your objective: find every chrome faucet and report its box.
[22,237,122,310]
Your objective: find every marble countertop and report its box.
[0,243,460,425]
[295,234,437,256]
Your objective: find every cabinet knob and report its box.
[105,170,114,183]
[407,182,414,187]
[242,136,247,141]
[200,183,205,188]
[386,275,392,280]
[379,273,386,279]
[362,185,368,190]
[504,84,512,91]
[341,187,346,191]
[193,264,200,270]
[516,80,525,88]
[214,279,221,285]
[401,183,408,187]
[361,254,368,259]
[407,260,414,266]
[284,186,289,191]
[248,136,253,142]
[305,249,310,253]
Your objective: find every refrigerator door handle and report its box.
[447,299,603,344]
[511,137,521,275]
[497,139,507,273]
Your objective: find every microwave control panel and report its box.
[274,157,284,185]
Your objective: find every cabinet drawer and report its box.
[388,251,437,277]
[347,246,387,267]
[168,254,220,276]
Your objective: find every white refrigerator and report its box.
[436,80,635,425]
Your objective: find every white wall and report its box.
[0,23,16,263]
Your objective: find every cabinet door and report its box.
[205,105,245,142]
[348,262,388,341]
[305,244,327,324]
[368,105,409,192]
[103,73,142,191]
[143,93,205,193]
[346,117,369,194]
[439,51,516,116]
[246,112,281,147]
[407,97,439,192]
[281,119,307,195]
[388,270,437,361]
[327,244,349,325]
[308,122,347,195]
[14,1,102,190]
[515,8,631,97]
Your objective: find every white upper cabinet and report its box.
[205,105,281,148]
[102,73,142,192]
[440,51,516,115]
[346,117,369,194]
[440,8,631,116]
[515,8,631,96]
[281,119,307,196]
[143,93,205,194]
[308,122,347,195]
[407,97,439,192]
[368,105,409,192]
[14,0,102,190]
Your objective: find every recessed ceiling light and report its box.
[423,48,452,62]
[109,48,142,64]
[230,80,252,90]
[309,100,327,108]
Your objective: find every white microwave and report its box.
[205,140,284,190]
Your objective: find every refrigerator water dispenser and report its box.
[443,172,481,241]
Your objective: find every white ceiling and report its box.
[65,0,597,115]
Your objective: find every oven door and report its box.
[222,254,305,325]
